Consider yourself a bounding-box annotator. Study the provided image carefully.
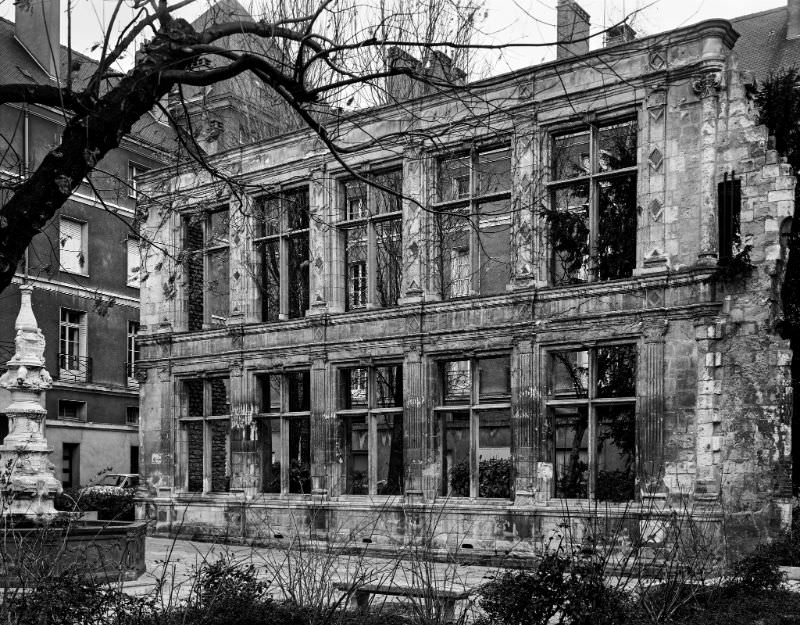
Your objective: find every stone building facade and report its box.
[137,7,794,555]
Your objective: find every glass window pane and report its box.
[345,225,367,309]
[288,416,311,493]
[598,120,637,172]
[478,357,510,401]
[258,418,281,493]
[443,360,471,405]
[341,414,368,494]
[207,248,229,325]
[438,155,470,202]
[437,208,471,299]
[478,408,512,499]
[257,374,281,413]
[376,411,404,495]
[287,233,309,319]
[210,419,230,492]
[256,197,280,237]
[185,379,204,417]
[596,404,636,501]
[376,218,402,307]
[477,148,511,195]
[376,365,403,408]
[374,169,403,214]
[443,410,471,496]
[597,175,637,281]
[260,240,280,322]
[553,131,590,180]
[553,406,589,498]
[550,350,589,399]
[550,183,590,285]
[287,371,310,412]
[208,209,229,246]
[344,180,368,220]
[210,377,230,415]
[478,200,511,296]
[340,368,368,409]
[286,188,310,230]
[596,345,637,398]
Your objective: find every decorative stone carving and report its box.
[692,71,723,98]
[648,147,664,172]
[648,48,666,71]
[0,285,62,517]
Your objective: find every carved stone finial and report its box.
[0,284,51,392]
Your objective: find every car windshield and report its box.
[98,475,127,487]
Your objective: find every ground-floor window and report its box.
[545,344,636,501]
[179,376,231,493]
[435,356,513,499]
[336,364,404,495]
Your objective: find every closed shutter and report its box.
[127,238,140,287]
[60,218,84,273]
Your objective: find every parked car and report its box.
[80,473,139,494]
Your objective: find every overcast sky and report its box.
[0,0,788,74]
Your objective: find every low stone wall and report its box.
[0,520,147,584]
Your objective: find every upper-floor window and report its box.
[184,207,229,331]
[434,146,511,299]
[548,119,637,285]
[128,162,150,199]
[58,308,89,383]
[254,187,310,321]
[340,169,403,310]
[59,217,87,275]
[718,171,742,263]
[544,344,637,501]
[126,238,140,288]
[127,320,139,387]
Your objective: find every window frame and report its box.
[127,161,150,199]
[58,400,87,422]
[547,117,638,285]
[433,353,513,499]
[126,237,140,288]
[335,362,404,496]
[58,308,88,382]
[59,216,88,276]
[338,167,404,311]
[127,320,139,387]
[542,341,638,502]
[432,144,513,299]
[184,206,230,330]
[253,186,311,321]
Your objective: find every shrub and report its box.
[726,545,785,592]
[53,486,134,521]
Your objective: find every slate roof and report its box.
[731,5,800,81]
[0,16,177,154]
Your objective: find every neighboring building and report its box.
[137,0,794,555]
[0,1,175,487]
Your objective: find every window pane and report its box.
[550,183,590,285]
[257,374,281,413]
[437,208,471,298]
[256,197,280,237]
[478,408,512,499]
[210,377,230,415]
[553,131,590,180]
[185,421,204,492]
[550,350,589,399]
[443,410,470,496]
[376,218,402,307]
[185,379,204,416]
[185,218,204,331]
[478,357,510,401]
[208,209,229,246]
[596,404,636,501]
[288,416,311,494]
[553,406,589,498]
[598,120,637,172]
[345,225,367,309]
[258,418,281,493]
[288,233,309,318]
[344,180,368,220]
[438,155,470,202]
[260,240,280,322]
[596,345,637,398]
[478,200,511,295]
[340,368,368,409]
[287,371,310,412]
[376,365,403,408]
[210,419,230,492]
[286,188,310,230]
[597,175,637,281]
[207,247,229,325]
[374,169,403,214]
[477,148,511,195]
[341,415,368,494]
[443,360,471,405]
[376,411,404,495]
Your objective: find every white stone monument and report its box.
[0,285,62,517]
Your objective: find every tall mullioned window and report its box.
[185,208,230,330]
[255,187,310,321]
[548,119,637,285]
[340,169,403,310]
[434,146,512,299]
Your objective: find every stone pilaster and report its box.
[694,70,723,265]
[694,319,723,496]
[229,195,260,323]
[310,357,332,498]
[400,147,425,304]
[308,166,332,315]
[640,88,669,273]
[637,320,668,492]
[512,340,536,504]
[403,348,426,498]
[510,122,536,289]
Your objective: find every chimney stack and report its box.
[15,0,61,77]
[604,22,636,48]
[556,0,590,60]
[789,0,800,40]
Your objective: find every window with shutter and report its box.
[126,238,140,287]
[59,218,86,274]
